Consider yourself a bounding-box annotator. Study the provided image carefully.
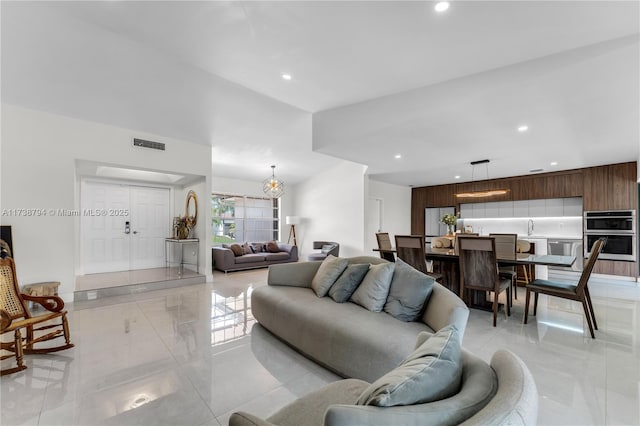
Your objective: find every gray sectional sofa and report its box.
[231,256,538,426]
[212,242,298,272]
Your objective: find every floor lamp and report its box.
[286,216,300,246]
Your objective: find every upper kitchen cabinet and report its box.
[583,162,637,211]
[545,198,564,216]
[563,197,583,216]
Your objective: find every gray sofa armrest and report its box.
[276,243,299,261]
[324,350,497,426]
[229,412,277,426]
[458,350,538,426]
[212,247,236,271]
[421,283,469,341]
[267,261,321,287]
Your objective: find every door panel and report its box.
[130,186,171,270]
[81,182,130,273]
[81,182,170,273]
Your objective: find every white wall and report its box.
[1,105,212,300]
[366,178,412,252]
[293,161,367,259]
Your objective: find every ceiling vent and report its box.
[529,168,544,173]
[133,138,165,151]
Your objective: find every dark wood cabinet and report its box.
[411,161,638,277]
[583,163,637,211]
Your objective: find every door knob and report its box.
[133,231,138,235]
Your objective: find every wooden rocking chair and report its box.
[1,257,73,375]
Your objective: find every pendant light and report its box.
[262,165,285,198]
[455,159,509,198]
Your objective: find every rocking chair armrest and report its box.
[0,309,12,331]
[21,294,65,312]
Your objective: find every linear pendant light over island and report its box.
[455,159,509,198]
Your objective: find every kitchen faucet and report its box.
[527,219,534,236]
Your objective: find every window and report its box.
[211,194,279,244]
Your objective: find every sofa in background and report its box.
[308,241,340,261]
[230,256,538,425]
[212,241,298,272]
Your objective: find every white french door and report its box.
[81,182,170,274]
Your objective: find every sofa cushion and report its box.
[311,255,349,297]
[356,324,462,406]
[267,240,280,253]
[329,263,370,303]
[350,262,395,312]
[242,242,254,254]
[235,253,267,264]
[384,258,435,322]
[264,379,369,426]
[252,286,433,382]
[265,252,290,261]
[230,243,244,257]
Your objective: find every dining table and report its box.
[373,246,576,308]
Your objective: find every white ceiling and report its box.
[2,1,639,186]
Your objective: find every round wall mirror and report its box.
[185,190,198,228]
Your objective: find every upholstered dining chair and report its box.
[458,236,511,327]
[375,232,395,262]
[1,257,74,375]
[490,233,518,306]
[524,237,606,339]
[394,235,442,282]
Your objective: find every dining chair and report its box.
[490,233,518,306]
[453,233,478,255]
[1,257,74,375]
[516,239,533,287]
[376,232,396,262]
[394,235,442,281]
[524,237,606,339]
[458,236,511,327]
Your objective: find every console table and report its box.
[165,238,199,273]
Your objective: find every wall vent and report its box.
[133,138,165,151]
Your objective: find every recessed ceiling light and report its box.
[394,154,402,159]
[281,73,292,80]
[454,175,461,179]
[550,161,558,166]
[434,2,450,12]
[517,125,529,132]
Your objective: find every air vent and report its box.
[133,138,165,151]
[529,168,544,173]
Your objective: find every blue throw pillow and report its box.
[329,264,370,303]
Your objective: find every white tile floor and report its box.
[2,268,639,426]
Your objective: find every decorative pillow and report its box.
[384,258,435,322]
[356,325,462,406]
[311,255,349,297]
[266,240,280,253]
[242,242,254,255]
[350,262,395,312]
[229,244,244,257]
[329,264,370,303]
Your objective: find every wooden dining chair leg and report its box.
[584,285,598,330]
[493,292,498,327]
[582,298,596,339]
[533,292,539,316]
[523,289,531,324]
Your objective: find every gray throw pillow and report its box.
[311,255,349,297]
[329,264,370,303]
[350,262,395,312]
[356,325,462,406]
[384,258,435,322]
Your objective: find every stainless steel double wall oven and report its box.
[584,210,636,261]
